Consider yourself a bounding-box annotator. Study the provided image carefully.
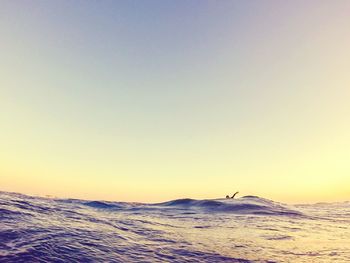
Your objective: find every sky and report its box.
[1,1,350,203]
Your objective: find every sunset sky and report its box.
[1,1,350,203]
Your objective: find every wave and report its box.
[0,191,302,216]
[157,196,302,216]
[59,195,303,216]
[83,200,124,209]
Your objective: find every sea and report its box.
[0,191,349,262]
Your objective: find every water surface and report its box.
[1,191,349,262]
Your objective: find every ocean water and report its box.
[0,191,349,262]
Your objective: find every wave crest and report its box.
[157,196,302,216]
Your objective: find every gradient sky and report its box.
[1,1,350,203]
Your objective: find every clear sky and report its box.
[1,1,350,203]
